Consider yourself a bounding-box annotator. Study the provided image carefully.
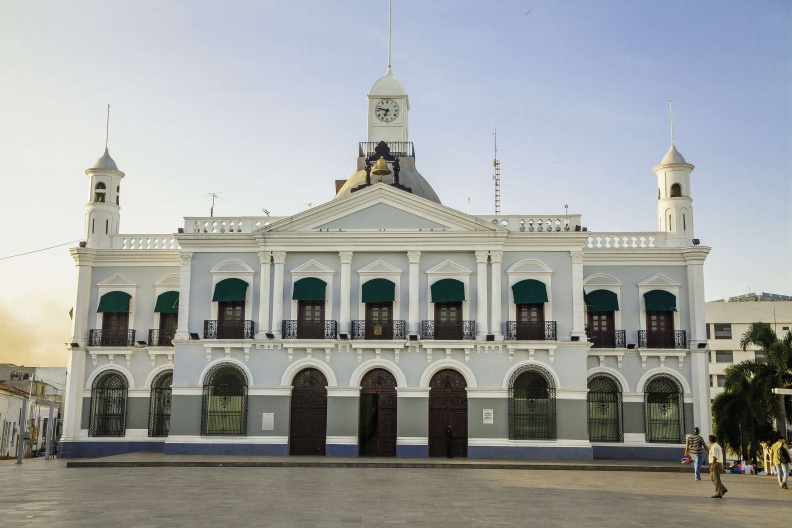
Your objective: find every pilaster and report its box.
[255,251,272,339]
[570,250,586,339]
[339,251,353,335]
[174,252,193,341]
[475,250,489,339]
[490,250,503,340]
[407,250,421,337]
[271,251,287,338]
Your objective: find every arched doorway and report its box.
[290,368,328,455]
[358,369,397,457]
[201,363,248,436]
[587,374,623,442]
[509,366,556,440]
[148,370,173,437]
[89,370,128,437]
[428,369,467,457]
[644,374,684,443]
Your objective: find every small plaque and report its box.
[262,413,275,431]
[483,409,494,425]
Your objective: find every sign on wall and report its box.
[262,413,274,431]
[483,409,494,424]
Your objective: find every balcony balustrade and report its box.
[88,329,136,347]
[148,329,174,347]
[638,330,687,349]
[203,320,255,340]
[506,321,557,341]
[587,329,627,348]
[281,320,338,340]
[420,320,476,340]
[351,320,406,340]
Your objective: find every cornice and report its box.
[73,250,181,266]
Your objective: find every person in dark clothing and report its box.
[445,423,454,458]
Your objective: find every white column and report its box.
[570,250,587,340]
[685,249,712,437]
[271,251,286,338]
[475,250,489,339]
[255,251,272,339]
[489,250,503,340]
[339,251,353,336]
[61,251,93,442]
[174,252,193,341]
[407,250,421,337]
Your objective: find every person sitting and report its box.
[743,460,755,475]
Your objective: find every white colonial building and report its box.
[60,64,712,460]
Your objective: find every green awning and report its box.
[584,289,619,312]
[430,278,465,303]
[644,290,677,312]
[292,277,327,301]
[212,278,249,302]
[362,278,396,303]
[97,291,131,313]
[154,290,180,313]
[512,279,548,304]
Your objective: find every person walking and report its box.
[770,434,791,489]
[708,435,728,498]
[684,426,708,481]
[445,423,454,459]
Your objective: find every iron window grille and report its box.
[350,320,407,340]
[88,370,128,437]
[203,320,254,339]
[587,374,623,442]
[644,375,685,443]
[88,329,136,347]
[586,329,626,348]
[148,329,175,347]
[201,363,248,436]
[281,320,338,339]
[638,330,687,349]
[508,364,557,440]
[420,320,476,340]
[148,370,173,437]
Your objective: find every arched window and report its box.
[509,365,556,440]
[644,375,684,443]
[148,370,172,437]
[201,363,248,435]
[587,374,623,442]
[670,183,681,197]
[94,182,106,203]
[89,370,128,437]
[116,185,120,205]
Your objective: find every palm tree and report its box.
[739,323,792,436]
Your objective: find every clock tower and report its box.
[368,67,409,143]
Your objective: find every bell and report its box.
[371,156,391,176]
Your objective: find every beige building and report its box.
[706,295,792,400]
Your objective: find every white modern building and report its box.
[60,61,712,460]
[706,295,792,400]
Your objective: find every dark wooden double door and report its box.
[358,369,397,457]
[435,301,462,340]
[516,303,545,340]
[428,369,468,457]
[587,311,615,348]
[298,301,325,339]
[289,368,328,455]
[366,302,393,340]
[646,311,675,348]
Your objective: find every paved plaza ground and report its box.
[1,456,789,527]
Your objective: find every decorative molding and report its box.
[272,251,287,264]
[258,251,271,264]
[489,250,504,264]
[570,251,584,264]
[407,250,421,264]
[475,250,490,263]
[338,251,354,264]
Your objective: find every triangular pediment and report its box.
[637,273,680,287]
[358,259,402,275]
[256,184,502,234]
[426,260,472,275]
[290,259,334,274]
[97,274,136,287]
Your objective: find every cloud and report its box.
[0,301,70,367]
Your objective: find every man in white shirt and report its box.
[708,435,728,498]
[743,460,755,475]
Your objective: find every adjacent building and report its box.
[60,62,712,460]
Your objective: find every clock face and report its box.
[374,99,400,123]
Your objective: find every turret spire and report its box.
[387,0,392,69]
[105,103,110,150]
[669,99,674,146]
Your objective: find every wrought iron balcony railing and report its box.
[148,329,174,347]
[203,320,255,339]
[281,320,338,340]
[638,330,687,349]
[420,320,476,340]
[586,329,627,348]
[88,329,136,347]
[351,320,407,340]
[359,141,414,160]
[506,321,557,341]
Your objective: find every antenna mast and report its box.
[207,192,221,217]
[388,0,392,69]
[105,104,110,149]
[669,99,674,146]
[493,127,501,215]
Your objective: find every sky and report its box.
[0,1,790,367]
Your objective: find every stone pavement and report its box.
[1,457,789,527]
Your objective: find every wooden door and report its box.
[289,368,327,455]
[647,311,674,348]
[218,300,244,339]
[101,312,129,346]
[365,302,393,339]
[359,369,397,457]
[158,312,178,345]
[298,301,325,339]
[587,311,615,348]
[516,303,544,339]
[434,301,462,340]
[428,370,467,457]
